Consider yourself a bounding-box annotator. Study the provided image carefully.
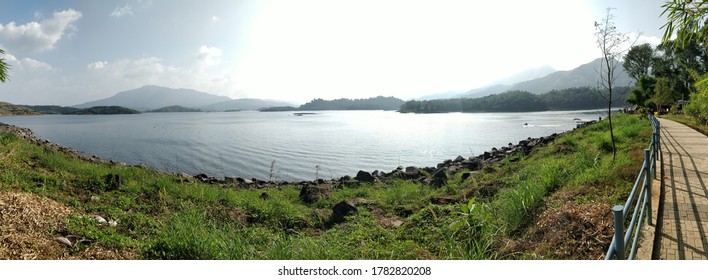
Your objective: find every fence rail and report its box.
[604,114,661,260]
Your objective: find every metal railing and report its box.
[604,114,661,260]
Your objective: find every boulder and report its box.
[460,172,472,181]
[461,158,483,171]
[299,185,330,203]
[402,166,424,180]
[224,177,237,184]
[423,167,436,174]
[385,170,405,180]
[194,173,209,181]
[330,200,358,224]
[429,169,449,188]
[454,156,465,162]
[355,170,375,183]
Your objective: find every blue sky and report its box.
[0,0,669,105]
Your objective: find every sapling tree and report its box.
[594,8,633,161]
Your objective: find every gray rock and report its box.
[461,158,483,171]
[429,169,448,188]
[299,185,330,203]
[330,200,358,224]
[355,170,375,183]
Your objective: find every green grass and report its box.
[0,114,651,259]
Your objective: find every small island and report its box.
[145,105,202,113]
[22,104,141,115]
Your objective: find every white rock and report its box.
[54,236,72,247]
[108,219,118,227]
[93,215,107,223]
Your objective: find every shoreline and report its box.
[0,121,565,188]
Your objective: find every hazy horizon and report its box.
[1,0,668,106]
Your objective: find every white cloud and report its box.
[0,9,82,53]
[195,45,222,68]
[87,61,108,70]
[1,52,54,72]
[20,57,54,71]
[111,4,134,17]
[1,53,18,64]
[87,57,178,82]
[81,48,237,100]
[637,34,662,47]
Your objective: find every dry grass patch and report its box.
[0,191,72,259]
[500,203,614,259]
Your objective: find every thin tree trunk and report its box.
[605,55,616,162]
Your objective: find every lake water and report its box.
[0,110,602,181]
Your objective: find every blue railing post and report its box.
[613,205,625,259]
[644,149,653,225]
[656,120,661,156]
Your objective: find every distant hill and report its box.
[201,98,296,111]
[490,65,557,87]
[457,58,631,99]
[417,91,465,101]
[0,102,38,116]
[74,85,231,111]
[461,84,514,100]
[265,96,405,111]
[146,105,202,113]
[507,58,631,94]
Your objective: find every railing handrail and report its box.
[604,114,660,260]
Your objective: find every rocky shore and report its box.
[1,121,561,191]
[185,133,562,192]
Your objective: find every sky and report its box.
[0,0,669,106]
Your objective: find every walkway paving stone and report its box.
[654,118,708,260]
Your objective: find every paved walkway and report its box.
[654,118,708,260]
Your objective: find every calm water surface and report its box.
[0,110,602,181]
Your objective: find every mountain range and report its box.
[74,85,296,111]
[421,58,632,100]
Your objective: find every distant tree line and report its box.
[399,87,630,113]
[621,0,708,123]
[623,41,707,115]
[260,96,405,111]
[24,105,141,115]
